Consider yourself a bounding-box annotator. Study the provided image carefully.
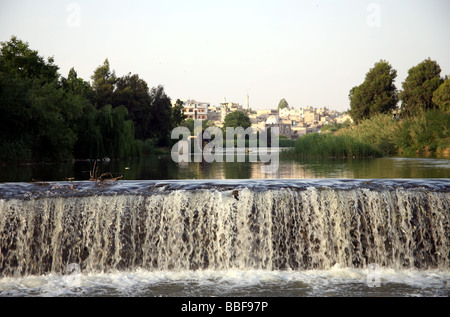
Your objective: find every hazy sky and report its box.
[1,0,449,111]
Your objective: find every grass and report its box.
[395,110,450,156]
[336,110,450,157]
[335,114,398,156]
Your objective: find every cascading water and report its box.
[1,180,448,278]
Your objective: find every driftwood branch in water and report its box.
[89,161,123,183]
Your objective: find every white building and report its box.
[335,113,353,124]
[182,100,209,120]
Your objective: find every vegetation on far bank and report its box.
[288,133,382,158]
[0,36,185,164]
[313,58,450,158]
[336,110,450,157]
[309,111,449,159]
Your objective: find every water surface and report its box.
[1,155,449,182]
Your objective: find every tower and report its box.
[221,103,227,123]
[245,92,249,111]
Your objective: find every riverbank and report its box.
[286,133,382,159]
[336,110,450,158]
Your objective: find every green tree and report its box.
[91,60,175,146]
[0,36,59,83]
[432,78,450,113]
[0,36,60,145]
[172,99,186,128]
[0,36,75,162]
[180,118,214,134]
[71,102,103,159]
[321,120,351,133]
[26,80,77,161]
[60,68,103,159]
[223,111,251,129]
[93,105,140,159]
[61,67,93,99]
[0,68,31,142]
[0,36,165,163]
[399,58,442,116]
[91,58,116,108]
[278,98,289,111]
[349,60,398,123]
[150,85,173,144]
[113,73,153,140]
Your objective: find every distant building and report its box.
[257,109,277,115]
[304,109,320,125]
[207,106,222,124]
[179,99,350,136]
[292,126,315,137]
[265,115,295,139]
[279,107,300,119]
[265,115,280,126]
[220,101,244,122]
[335,113,353,124]
[182,100,209,120]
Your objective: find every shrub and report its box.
[335,110,450,157]
[337,114,398,156]
[395,110,450,155]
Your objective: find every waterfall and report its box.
[0,180,449,277]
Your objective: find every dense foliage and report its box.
[344,58,449,157]
[432,78,450,113]
[278,98,289,111]
[0,36,183,163]
[399,58,443,117]
[223,111,251,130]
[336,111,450,157]
[349,60,398,124]
[292,133,382,158]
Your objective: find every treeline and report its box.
[349,58,449,123]
[0,36,185,163]
[293,58,449,158]
[342,58,449,157]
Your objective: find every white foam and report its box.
[1,269,448,297]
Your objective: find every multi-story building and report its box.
[207,106,222,125]
[182,100,209,120]
[279,107,298,119]
[256,109,278,117]
[220,102,244,122]
[304,109,320,125]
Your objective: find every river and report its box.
[0,154,449,298]
[1,154,449,182]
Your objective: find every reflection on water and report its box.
[0,154,449,182]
